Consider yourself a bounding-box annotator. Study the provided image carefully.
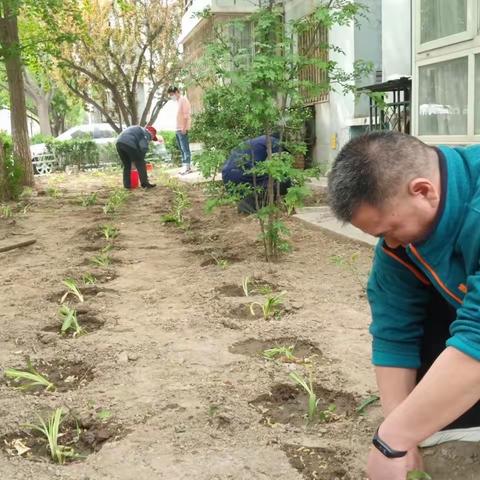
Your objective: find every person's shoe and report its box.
[180,165,192,175]
[142,183,156,189]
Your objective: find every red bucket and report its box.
[130,170,139,189]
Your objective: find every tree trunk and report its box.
[0,6,34,187]
[0,140,7,201]
[37,95,52,135]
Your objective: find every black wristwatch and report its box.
[372,427,408,458]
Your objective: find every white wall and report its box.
[0,108,40,137]
[382,0,411,80]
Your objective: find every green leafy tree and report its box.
[191,1,371,261]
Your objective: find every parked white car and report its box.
[30,123,169,175]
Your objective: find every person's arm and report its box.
[376,366,416,416]
[368,265,480,479]
[180,98,191,134]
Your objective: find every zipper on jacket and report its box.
[408,245,463,305]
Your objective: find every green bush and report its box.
[159,130,181,165]
[0,131,23,201]
[30,133,54,145]
[47,139,99,169]
[0,131,13,158]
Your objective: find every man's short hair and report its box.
[167,86,179,94]
[328,131,435,222]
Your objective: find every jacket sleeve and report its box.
[447,268,480,359]
[367,244,431,368]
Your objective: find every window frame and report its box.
[413,48,480,144]
[416,0,475,53]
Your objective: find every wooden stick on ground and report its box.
[0,238,36,253]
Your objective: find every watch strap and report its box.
[372,427,408,459]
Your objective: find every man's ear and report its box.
[408,177,438,202]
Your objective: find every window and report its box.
[417,0,474,52]
[475,54,480,134]
[93,128,115,139]
[418,57,468,135]
[70,129,93,140]
[298,21,329,105]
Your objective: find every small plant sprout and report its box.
[241,276,251,296]
[250,291,286,320]
[1,204,13,218]
[289,371,318,421]
[81,192,97,207]
[103,188,129,215]
[26,408,76,464]
[210,254,229,269]
[90,252,111,267]
[96,409,112,422]
[59,305,84,337]
[318,404,337,423]
[263,345,295,361]
[4,360,55,392]
[356,394,380,416]
[61,279,84,303]
[82,273,96,285]
[46,187,61,198]
[407,471,432,480]
[101,224,119,240]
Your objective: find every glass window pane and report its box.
[420,0,467,44]
[418,57,468,136]
[475,55,480,134]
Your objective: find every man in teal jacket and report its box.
[328,131,480,479]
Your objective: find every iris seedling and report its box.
[59,305,84,336]
[61,279,84,303]
[101,224,119,240]
[356,394,380,415]
[81,192,97,207]
[82,273,96,285]
[26,408,76,464]
[263,345,295,361]
[289,371,318,421]
[250,291,285,320]
[241,276,251,296]
[1,204,13,218]
[4,360,55,392]
[90,253,111,267]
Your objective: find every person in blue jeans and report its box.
[168,86,192,174]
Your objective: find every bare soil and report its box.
[0,169,478,479]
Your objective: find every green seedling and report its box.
[4,360,55,392]
[356,394,380,415]
[59,305,84,337]
[407,471,432,480]
[101,224,119,240]
[250,291,285,320]
[90,253,111,267]
[318,403,337,423]
[1,204,13,218]
[26,408,76,464]
[241,276,251,296]
[210,254,229,269]
[160,183,190,226]
[96,409,112,422]
[46,187,61,198]
[263,345,295,361]
[82,273,96,285]
[289,371,318,421]
[81,192,97,207]
[61,279,84,303]
[103,189,129,215]
[256,284,273,295]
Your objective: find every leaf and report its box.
[407,471,432,480]
[356,395,380,415]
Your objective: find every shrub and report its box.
[46,139,99,169]
[30,133,54,145]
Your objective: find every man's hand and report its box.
[181,129,187,135]
[367,446,424,479]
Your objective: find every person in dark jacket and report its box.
[116,125,157,189]
[221,135,290,213]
